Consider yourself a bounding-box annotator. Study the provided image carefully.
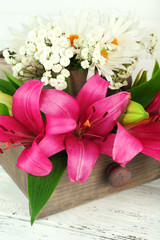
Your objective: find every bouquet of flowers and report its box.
[0,11,160,224]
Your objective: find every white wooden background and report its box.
[0,0,160,239]
[0,165,160,240]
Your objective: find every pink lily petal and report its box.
[46,115,76,134]
[12,80,44,135]
[40,89,79,120]
[113,122,143,166]
[130,120,160,137]
[76,74,110,115]
[146,90,160,115]
[96,134,116,156]
[38,134,65,157]
[0,115,33,142]
[65,134,100,182]
[84,92,131,137]
[17,135,53,176]
[142,148,160,161]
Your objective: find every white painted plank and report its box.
[0,166,160,240]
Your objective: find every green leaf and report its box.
[0,103,9,115]
[137,71,147,86]
[128,68,160,107]
[132,70,147,87]
[152,59,159,76]
[2,70,23,89]
[132,69,142,88]
[0,78,16,96]
[28,151,67,225]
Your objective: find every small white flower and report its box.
[44,60,53,70]
[49,78,57,87]
[81,48,89,58]
[43,46,52,55]
[26,48,33,56]
[41,76,49,85]
[4,57,11,64]
[14,63,23,72]
[10,58,17,65]
[88,39,96,47]
[3,49,10,58]
[43,71,52,78]
[40,53,48,64]
[13,71,18,78]
[51,45,60,54]
[34,51,41,60]
[48,30,56,40]
[38,29,47,38]
[59,36,69,48]
[51,37,58,45]
[21,56,29,66]
[19,46,26,55]
[60,56,70,67]
[28,42,36,52]
[52,64,62,73]
[65,49,74,58]
[56,81,67,90]
[59,48,66,57]
[54,27,62,37]
[81,60,89,69]
[50,54,60,64]
[57,74,65,82]
[61,69,70,78]
[28,30,36,42]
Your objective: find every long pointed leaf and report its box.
[0,78,16,95]
[2,70,23,89]
[28,151,67,225]
[152,59,159,76]
[128,68,160,107]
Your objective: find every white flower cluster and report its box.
[3,11,158,90]
[4,21,75,90]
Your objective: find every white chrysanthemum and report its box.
[59,11,94,48]
[61,69,70,77]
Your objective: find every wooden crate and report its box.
[0,58,160,219]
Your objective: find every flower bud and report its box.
[0,92,13,116]
[119,100,149,126]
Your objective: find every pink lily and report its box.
[0,80,65,176]
[112,91,160,166]
[40,74,131,182]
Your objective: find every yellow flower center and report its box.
[101,48,108,59]
[83,119,91,128]
[68,34,79,48]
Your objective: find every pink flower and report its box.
[112,91,160,166]
[0,80,65,176]
[40,74,131,182]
